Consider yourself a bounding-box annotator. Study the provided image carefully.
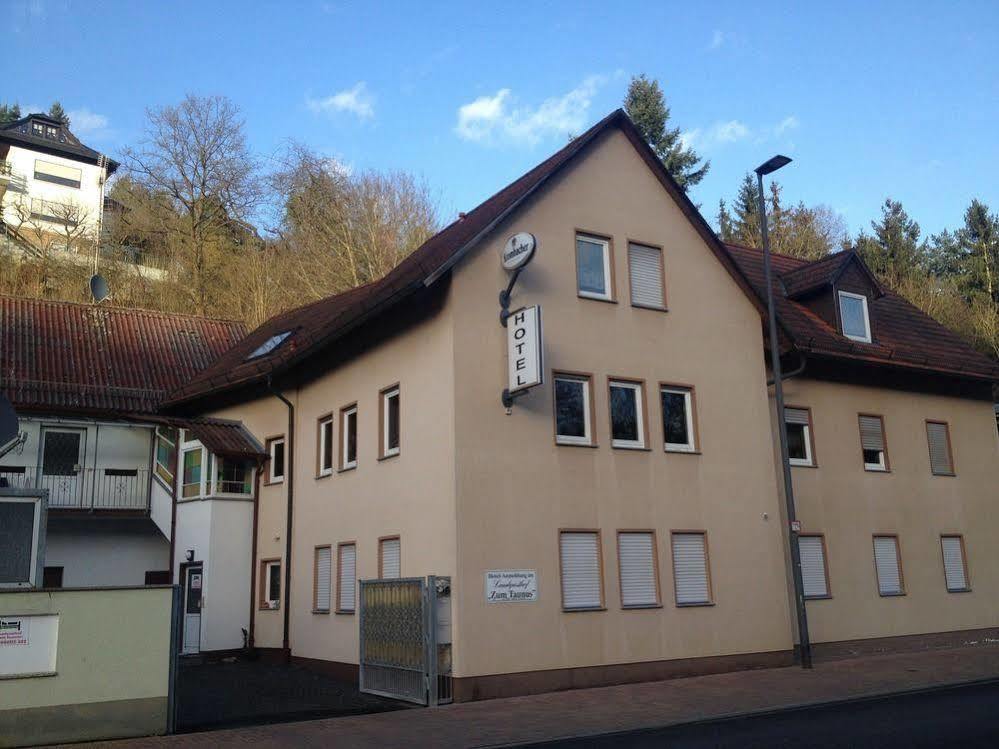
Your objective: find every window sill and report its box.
[377,452,400,462]
[790,461,817,469]
[804,594,832,601]
[312,608,330,615]
[864,467,890,474]
[631,303,668,313]
[878,591,906,598]
[335,609,356,615]
[562,606,606,613]
[947,588,972,594]
[263,478,285,486]
[153,473,173,492]
[577,293,617,304]
[556,440,599,448]
[931,472,957,478]
[622,603,663,610]
[665,447,701,455]
[259,604,281,611]
[338,465,357,474]
[315,471,333,480]
[612,444,651,451]
[676,601,715,608]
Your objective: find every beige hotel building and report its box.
[163,109,999,700]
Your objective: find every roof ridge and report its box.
[722,241,812,266]
[0,294,247,328]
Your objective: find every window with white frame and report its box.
[380,537,401,579]
[381,387,400,458]
[838,291,872,343]
[785,407,814,466]
[859,415,888,471]
[609,379,645,449]
[267,437,285,482]
[671,532,711,605]
[554,374,593,446]
[798,535,829,598]
[181,446,203,498]
[341,405,357,469]
[314,546,332,612]
[154,426,178,484]
[940,535,969,592]
[873,535,904,596]
[318,416,334,476]
[575,234,613,301]
[661,385,696,452]
[559,531,603,610]
[618,531,659,608]
[213,456,252,495]
[262,559,281,609]
[337,543,357,612]
[628,242,665,309]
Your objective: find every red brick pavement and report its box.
[74,643,999,748]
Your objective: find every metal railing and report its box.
[0,467,151,511]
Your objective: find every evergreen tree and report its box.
[956,199,999,305]
[849,199,925,284]
[0,102,21,124]
[623,74,708,192]
[48,101,70,127]
[716,199,735,242]
[732,173,762,247]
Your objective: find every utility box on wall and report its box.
[0,488,47,589]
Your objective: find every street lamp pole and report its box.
[755,155,812,669]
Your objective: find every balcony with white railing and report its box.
[0,467,151,512]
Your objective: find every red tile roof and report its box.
[780,250,882,298]
[145,415,267,459]
[726,244,999,383]
[1,296,246,415]
[165,109,761,407]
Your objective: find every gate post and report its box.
[425,576,439,706]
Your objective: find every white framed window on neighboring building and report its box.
[337,542,357,613]
[609,379,647,449]
[858,414,889,472]
[154,426,178,485]
[559,530,604,611]
[317,415,334,477]
[379,537,401,579]
[873,535,904,596]
[661,384,697,453]
[617,531,661,609]
[380,386,400,459]
[784,407,815,467]
[180,443,205,499]
[553,373,594,446]
[267,436,285,483]
[671,532,712,606]
[260,559,281,609]
[212,456,252,496]
[341,404,358,470]
[838,290,872,343]
[314,546,332,613]
[575,233,614,301]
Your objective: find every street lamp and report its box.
[755,155,813,670]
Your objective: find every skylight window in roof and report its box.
[246,331,292,360]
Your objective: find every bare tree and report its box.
[122,95,260,315]
[270,143,438,301]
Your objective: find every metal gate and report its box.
[359,575,451,706]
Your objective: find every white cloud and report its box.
[708,30,736,50]
[774,115,799,135]
[455,75,607,145]
[67,108,109,136]
[306,82,375,120]
[712,120,750,143]
[682,115,798,152]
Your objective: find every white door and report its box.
[39,427,86,508]
[182,565,203,655]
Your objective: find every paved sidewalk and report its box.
[81,644,999,748]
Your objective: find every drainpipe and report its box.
[267,376,294,659]
[247,465,263,649]
[766,352,807,387]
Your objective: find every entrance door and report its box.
[39,427,86,508]
[182,564,203,655]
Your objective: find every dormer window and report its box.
[32,121,44,136]
[838,291,871,343]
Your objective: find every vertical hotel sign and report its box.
[507,306,543,393]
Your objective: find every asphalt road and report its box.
[520,680,999,748]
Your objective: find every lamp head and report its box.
[755,155,792,176]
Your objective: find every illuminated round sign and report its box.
[501,232,537,272]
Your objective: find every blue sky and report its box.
[7,0,999,238]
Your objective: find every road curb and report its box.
[490,675,999,748]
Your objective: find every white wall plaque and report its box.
[485,569,538,603]
[0,614,58,677]
[507,306,543,394]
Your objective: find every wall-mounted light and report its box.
[185,549,194,562]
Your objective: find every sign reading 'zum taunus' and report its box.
[507,305,543,394]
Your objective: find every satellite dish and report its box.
[0,393,22,460]
[90,273,111,303]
